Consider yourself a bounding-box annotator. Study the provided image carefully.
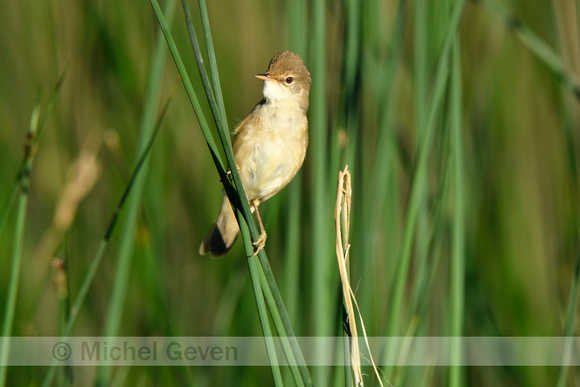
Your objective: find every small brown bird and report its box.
[199,51,311,257]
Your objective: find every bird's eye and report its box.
[285,77,294,84]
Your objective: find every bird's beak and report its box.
[255,73,275,82]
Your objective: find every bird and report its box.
[199,50,311,257]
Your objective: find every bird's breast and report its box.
[234,103,308,202]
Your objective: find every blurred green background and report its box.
[1,0,579,385]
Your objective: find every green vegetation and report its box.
[0,0,579,385]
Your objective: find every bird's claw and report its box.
[250,232,267,257]
[219,166,241,183]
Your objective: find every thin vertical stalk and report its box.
[181,0,228,141]
[0,184,18,236]
[56,255,73,385]
[285,0,307,53]
[412,0,431,309]
[0,96,41,387]
[41,240,107,387]
[198,0,228,128]
[414,0,427,128]
[282,0,307,367]
[556,249,580,387]
[449,38,465,387]
[0,67,67,236]
[256,248,312,386]
[256,260,305,387]
[310,0,332,384]
[341,0,361,169]
[0,172,28,386]
[338,2,360,305]
[239,217,284,386]
[282,182,302,323]
[282,2,307,383]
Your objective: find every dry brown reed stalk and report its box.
[334,166,360,384]
[32,137,102,277]
[335,165,385,387]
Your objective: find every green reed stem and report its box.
[198,0,228,127]
[0,66,67,384]
[449,36,465,387]
[556,248,580,387]
[239,216,284,386]
[151,1,312,385]
[0,67,67,236]
[181,0,229,141]
[0,117,36,386]
[282,2,307,383]
[310,0,333,384]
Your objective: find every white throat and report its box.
[262,81,290,103]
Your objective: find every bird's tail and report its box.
[199,194,240,257]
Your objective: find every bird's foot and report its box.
[219,166,241,183]
[250,231,267,257]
